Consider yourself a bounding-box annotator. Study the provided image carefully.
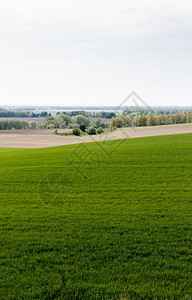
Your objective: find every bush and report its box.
[72,123,80,129]
[73,128,81,136]
[87,127,96,135]
[97,127,104,134]
[79,124,86,132]
[100,123,106,129]
[30,121,37,129]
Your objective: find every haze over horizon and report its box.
[0,0,192,107]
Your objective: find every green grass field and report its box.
[1,134,192,299]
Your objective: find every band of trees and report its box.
[111,111,192,128]
[0,110,192,130]
[0,108,115,119]
[0,120,37,130]
[0,114,106,130]
[0,110,49,118]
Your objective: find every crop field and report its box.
[1,134,192,299]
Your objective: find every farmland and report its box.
[1,133,192,299]
[0,123,192,148]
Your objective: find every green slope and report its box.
[1,134,192,299]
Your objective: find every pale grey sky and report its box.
[0,0,192,106]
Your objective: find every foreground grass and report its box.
[1,134,192,299]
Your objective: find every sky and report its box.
[0,0,192,107]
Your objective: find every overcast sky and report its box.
[0,0,192,107]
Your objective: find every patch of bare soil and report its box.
[0,123,192,148]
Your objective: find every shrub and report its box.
[87,127,96,135]
[72,123,80,129]
[73,128,81,136]
[97,127,104,134]
[30,121,37,129]
[79,124,86,132]
[100,123,106,128]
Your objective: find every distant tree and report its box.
[46,124,55,129]
[22,121,30,129]
[95,118,101,128]
[100,123,106,128]
[87,127,96,135]
[115,117,123,128]
[29,112,38,118]
[174,113,186,124]
[30,121,37,129]
[147,114,157,126]
[126,116,131,127]
[74,115,89,126]
[40,111,48,117]
[73,128,81,136]
[122,108,137,116]
[70,111,86,117]
[186,111,192,123]
[37,122,45,129]
[46,116,54,122]
[170,114,176,124]
[132,116,139,127]
[122,109,132,116]
[73,123,80,129]
[97,127,103,134]
[60,114,73,126]
[138,115,147,126]
[120,116,127,127]
[100,112,116,119]
[59,121,67,129]
[110,117,116,128]
[79,124,86,132]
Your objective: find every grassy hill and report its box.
[1,134,192,299]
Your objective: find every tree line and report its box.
[0,114,106,130]
[1,111,192,131]
[41,114,107,129]
[0,109,49,118]
[0,120,37,130]
[0,108,115,119]
[56,111,116,119]
[111,111,192,128]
